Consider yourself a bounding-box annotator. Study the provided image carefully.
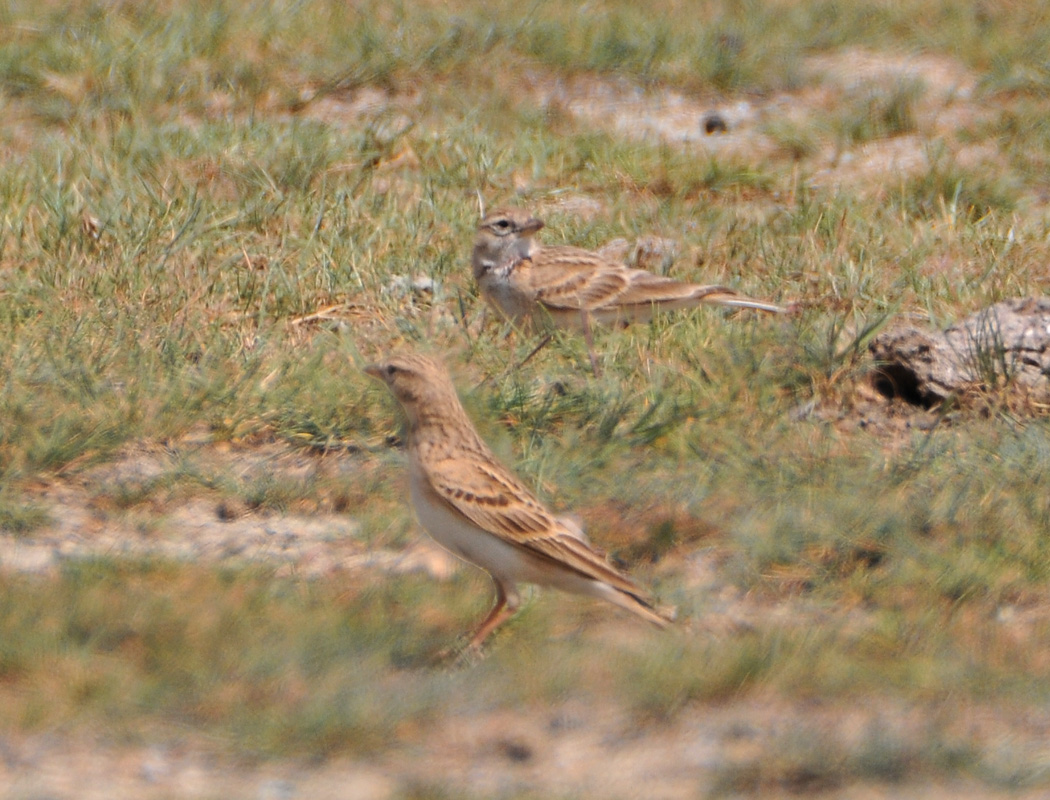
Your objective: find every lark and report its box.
[471,207,787,325]
[365,352,671,650]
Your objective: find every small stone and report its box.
[216,499,248,521]
[631,236,680,273]
[258,779,296,800]
[140,746,171,783]
[596,237,630,263]
[497,738,533,763]
[703,113,728,134]
[381,274,438,297]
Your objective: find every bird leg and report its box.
[516,333,553,370]
[475,333,554,393]
[579,311,601,377]
[467,581,520,650]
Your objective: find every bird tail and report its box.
[693,286,786,314]
[592,581,676,628]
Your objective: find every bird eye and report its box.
[385,365,399,376]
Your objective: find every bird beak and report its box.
[363,363,383,380]
[521,217,544,235]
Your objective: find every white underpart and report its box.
[409,463,617,604]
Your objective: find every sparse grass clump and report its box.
[0,559,452,754]
[893,146,1020,221]
[0,495,51,535]
[833,78,924,145]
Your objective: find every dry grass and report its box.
[2,0,1050,797]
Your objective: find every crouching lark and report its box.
[365,352,671,650]
[472,207,785,329]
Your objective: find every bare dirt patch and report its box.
[1,437,451,582]
[5,696,1050,800]
[281,48,994,203]
[523,48,1000,198]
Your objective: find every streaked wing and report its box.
[610,269,759,311]
[423,453,552,539]
[616,268,709,304]
[535,260,784,319]
[516,528,647,597]
[422,452,646,596]
[523,246,632,312]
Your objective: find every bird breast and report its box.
[409,461,533,581]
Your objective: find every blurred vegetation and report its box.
[1,0,1050,793]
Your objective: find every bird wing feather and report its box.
[521,247,631,312]
[421,451,647,596]
[613,269,761,309]
[522,249,782,315]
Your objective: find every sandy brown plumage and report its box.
[472,207,785,330]
[365,352,671,649]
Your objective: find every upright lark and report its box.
[365,352,671,649]
[472,207,785,329]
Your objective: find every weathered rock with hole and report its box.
[870,297,1050,406]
